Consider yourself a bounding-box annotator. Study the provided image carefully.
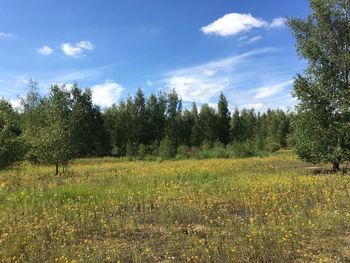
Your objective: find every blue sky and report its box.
[0,0,310,110]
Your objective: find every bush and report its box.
[138,144,146,160]
[228,140,266,158]
[176,145,190,159]
[126,141,135,160]
[159,136,176,160]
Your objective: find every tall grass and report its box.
[0,152,350,262]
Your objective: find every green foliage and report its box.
[0,100,24,168]
[159,135,176,159]
[289,0,350,167]
[176,145,190,159]
[126,140,134,160]
[15,83,292,164]
[138,144,147,160]
[70,84,111,157]
[22,85,76,175]
[217,93,231,145]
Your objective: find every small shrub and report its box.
[138,144,146,160]
[159,136,176,160]
[176,145,190,159]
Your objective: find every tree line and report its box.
[0,81,292,174]
[2,0,349,174]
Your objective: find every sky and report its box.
[0,0,310,111]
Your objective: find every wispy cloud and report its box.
[254,80,293,99]
[165,48,275,103]
[201,13,287,37]
[91,80,124,107]
[161,48,298,110]
[61,41,94,57]
[37,46,53,56]
[0,32,13,38]
[240,35,262,45]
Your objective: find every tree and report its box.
[0,100,24,168]
[289,0,350,171]
[198,104,218,146]
[26,85,75,175]
[217,93,231,145]
[165,89,182,147]
[145,92,166,145]
[230,108,242,142]
[20,78,41,112]
[134,88,147,145]
[71,84,110,157]
[190,102,202,147]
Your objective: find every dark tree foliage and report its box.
[71,84,110,157]
[0,99,24,168]
[217,93,231,145]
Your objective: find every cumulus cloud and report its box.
[201,13,287,37]
[201,13,267,37]
[37,46,53,56]
[270,17,287,28]
[168,76,225,103]
[254,80,293,99]
[91,81,124,107]
[61,41,94,57]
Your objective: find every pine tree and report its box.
[217,93,231,145]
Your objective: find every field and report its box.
[1,151,350,262]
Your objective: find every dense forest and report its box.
[0,80,292,173]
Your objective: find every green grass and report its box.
[1,151,350,262]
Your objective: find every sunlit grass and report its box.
[1,151,350,262]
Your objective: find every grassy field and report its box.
[1,151,350,262]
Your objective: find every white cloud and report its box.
[254,80,293,99]
[168,76,225,103]
[61,41,94,57]
[76,41,94,50]
[0,32,13,38]
[37,46,53,56]
[270,17,287,28]
[9,99,21,109]
[91,81,124,107]
[201,13,287,37]
[242,103,264,110]
[201,13,267,37]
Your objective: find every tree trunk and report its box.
[55,162,59,176]
[333,162,340,173]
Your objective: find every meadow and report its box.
[1,151,350,262]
